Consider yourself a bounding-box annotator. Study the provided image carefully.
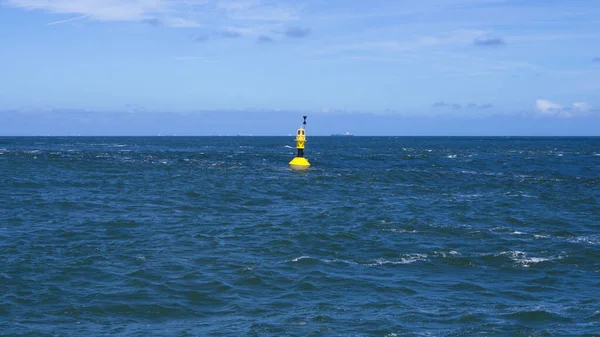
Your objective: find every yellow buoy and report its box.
[289,116,311,170]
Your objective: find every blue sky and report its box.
[1,0,599,135]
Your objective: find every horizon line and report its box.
[2,135,599,138]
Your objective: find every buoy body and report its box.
[289,156,310,170]
[289,116,311,170]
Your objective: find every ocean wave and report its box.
[568,235,599,245]
[365,255,427,266]
[452,193,483,199]
[285,254,428,266]
[434,250,461,258]
[502,305,572,323]
[498,251,565,268]
[460,170,478,175]
[385,228,418,234]
[288,255,313,263]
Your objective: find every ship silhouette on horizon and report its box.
[330,131,353,136]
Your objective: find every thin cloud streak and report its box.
[257,35,274,43]
[433,102,462,109]
[47,14,89,26]
[191,30,242,42]
[285,27,310,38]
[473,37,505,46]
[141,18,162,27]
[174,56,219,63]
[434,102,494,110]
[217,30,242,38]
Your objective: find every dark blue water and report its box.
[1,136,599,336]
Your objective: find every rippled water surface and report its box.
[1,136,599,336]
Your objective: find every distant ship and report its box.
[330,132,354,136]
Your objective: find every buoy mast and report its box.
[289,116,311,170]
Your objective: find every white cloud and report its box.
[164,17,203,28]
[215,0,298,21]
[315,29,486,56]
[6,0,168,21]
[216,0,258,11]
[535,99,564,114]
[535,99,594,118]
[572,102,592,113]
[4,0,297,26]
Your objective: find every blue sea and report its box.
[1,136,599,336]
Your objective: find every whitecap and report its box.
[386,228,417,234]
[366,254,427,266]
[454,193,483,199]
[290,255,311,262]
[499,250,564,268]
[435,250,461,258]
[568,235,599,245]
[460,170,478,175]
[365,259,411,266]
[321,258,358,265]
[288,321,307,326]
[504,192,537,198]
[447,154,457,159]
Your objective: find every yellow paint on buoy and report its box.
[289,156,310,170]
[289,116,311,170]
